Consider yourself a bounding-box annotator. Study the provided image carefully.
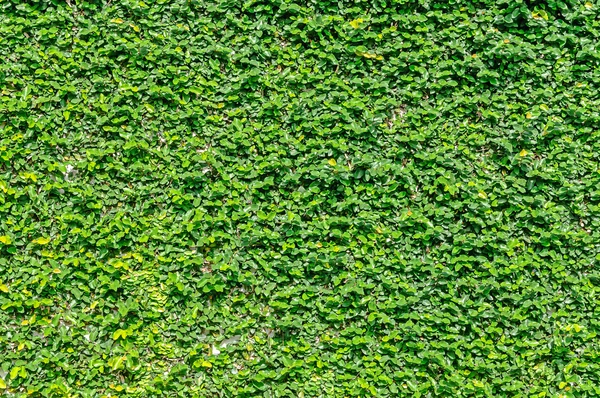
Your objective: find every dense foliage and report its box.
[2,0,600,396]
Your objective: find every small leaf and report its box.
[63,111,70,121]
[111,18,124,24]
[200,360,212,368]
[0,378,5,388]
[0,236,10,245]
[559,382,567,389]
[32,237,51,245]
[585,1,593,8]
[519,149,528,157]
[0,284,8,293]
[328,159,337,166]
[111,356,125,371]
[9,367,19,379]
[532,10,548,20]
[349,18,363,29]
[526,112,532,119]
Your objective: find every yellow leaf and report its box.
[478,191,487,199]
[130,24,141,32]
[0,379,5,388]
[349,18,363,29]
[18,342,25,351]
[53,268,61,274]
[559,382,567,389]
[585,1,593,8]
[200,360,212,368]
[526,112,532,119]
[0,284,8,293]
[113,329,127,340]
[520,149,528,157]
[32,237,51,245]
[21,319,29,326]
[111,18,124,24]
[573,324,582,332]
[328,159,337,166]
[0,236,11,245]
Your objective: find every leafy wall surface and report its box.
[1,0,600,396]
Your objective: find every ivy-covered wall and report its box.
[1,0,600,396]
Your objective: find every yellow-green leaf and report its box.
[360,52,378,59]
[0,284,8,293]
[0,378,5,388]
[519,149,528,157]
[9,367,19,379]
[200,360,212,368]
[559,382,567,389]
[20,172,37,182]
[113,329,127,340]
[349,18,363,29]
[32,237,51,245]
[328,159,337,166]
[532,10,548,20]
[0,235,11,245]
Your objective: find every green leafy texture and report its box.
[1,0,600,396]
